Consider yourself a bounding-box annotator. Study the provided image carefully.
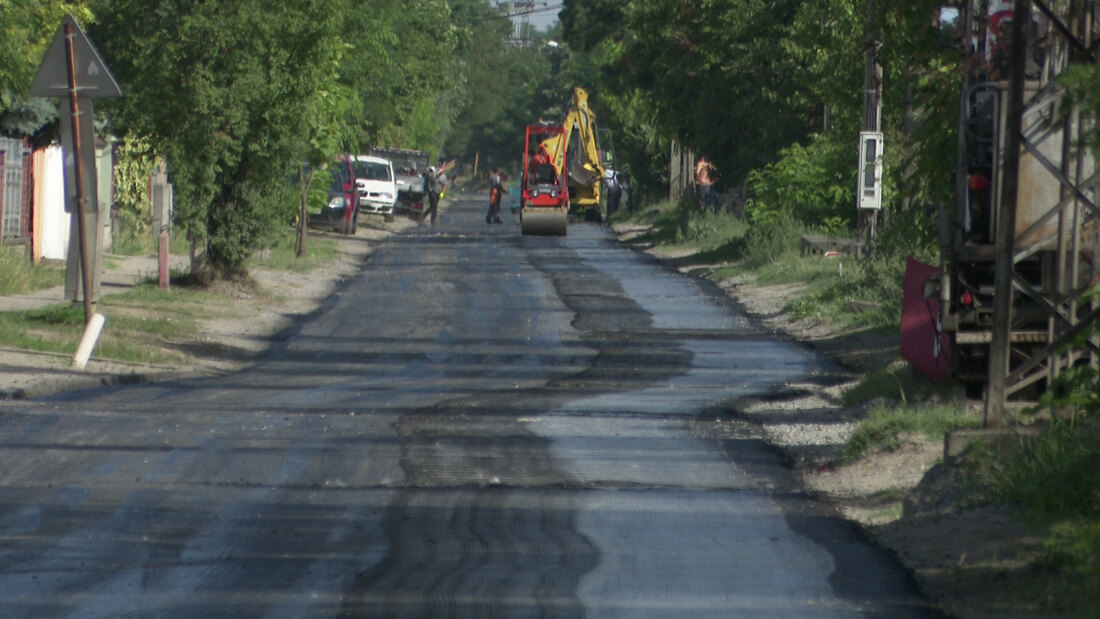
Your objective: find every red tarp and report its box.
[901,257,951,382]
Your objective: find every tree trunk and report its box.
[297,167,312,257]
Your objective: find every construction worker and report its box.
[424,165,447,225]
[694,156,717,213]
[487,168,505,224]
[529,142,553,183]
[603,169,622,224]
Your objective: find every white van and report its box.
[351,155,397,221]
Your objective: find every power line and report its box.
[453,2,561,28]
[494,2,562,20]
[508,3,563,18]
[494,1,561,47]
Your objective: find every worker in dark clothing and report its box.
[423,165,447,225]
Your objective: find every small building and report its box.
[0,136,115,263]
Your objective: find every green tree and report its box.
[93,0,348,278]
[879,0,966,210]
[445,0,541,170]
[0,1,94,138]
[296,52,355,257]
[339,0,458,156]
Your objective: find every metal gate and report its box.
[0,137,28,240]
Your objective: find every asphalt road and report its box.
[0,193,936,617]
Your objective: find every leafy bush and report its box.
[111,135,158,256]
[744,133,856,231]
[740,216,806,270]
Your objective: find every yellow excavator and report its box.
[520,87,616,236]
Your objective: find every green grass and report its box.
[0,245,65,295]
[0,304,85,353]
[621,197,909,334]
[111,229,153,257]
[638,201,751,256]
[248,232,338,273]
[0,227,340,364]
[842,361,960,408]
[784,257,907,331]
[750,253,841,286]
[0,282,242,364]
[996,419,1100,523]
[843,402,981,461]
[982,419,1100,617]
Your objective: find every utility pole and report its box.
[984,0,1030,425]
[858,0,883,255]
[28,14,121,369]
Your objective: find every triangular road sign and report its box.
[28,14,121,99]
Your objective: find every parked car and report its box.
[306,158,359,234]
[351,155,397,222]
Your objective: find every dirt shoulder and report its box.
[617,224,1050,619]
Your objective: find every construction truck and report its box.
[914,1,1099,406]
[370,147,430,218]
[520,87,616,236]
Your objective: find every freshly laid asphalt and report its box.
[0,193,936,616]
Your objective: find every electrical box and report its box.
[151,166,173,234]
[858,131,884,210]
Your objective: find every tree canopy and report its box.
[7,0,1100,277]
[0,1,94,139]
[559,0,968,228]
[91,0,354,277]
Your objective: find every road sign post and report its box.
[29,15,121,366]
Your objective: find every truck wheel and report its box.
[349,211,359,235]
[963,380,985,400]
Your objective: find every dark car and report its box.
[307,158,359,234]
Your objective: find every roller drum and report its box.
[520,209,568,236]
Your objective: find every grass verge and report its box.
[0,245,64,295]
[0,231,337,365]
[248,231,339,273]
[0,282,241,365]
[842,403,981,462]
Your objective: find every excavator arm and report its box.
[541,87,606,210]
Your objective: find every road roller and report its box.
[520,88,617,236]
[521,123,570,236]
